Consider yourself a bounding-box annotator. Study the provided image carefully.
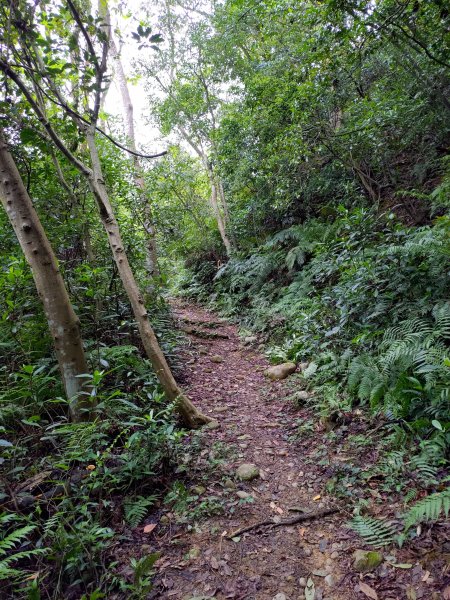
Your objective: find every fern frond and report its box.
[403,488,450,531]
[124,496,157,528]
[0,526,35,556]
[348,516,397,547]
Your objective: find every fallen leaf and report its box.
[443,586,450,600]
[389,562,413,569]
[313,494,321,501]
[421,570,430,582]
[406,586,417,600]
[305,577,315,600]
[210,557,219,570]
[359,581,378,600]
[298,527,306,537]
[143,523,156,534]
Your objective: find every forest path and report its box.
[150,300,350,600]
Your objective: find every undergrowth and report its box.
[180,205,450,546]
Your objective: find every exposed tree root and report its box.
[180,317,226,329]
[180,325,229,339]
[227,507,339,539]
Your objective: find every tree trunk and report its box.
[210,177,232,255]
[178,126,233,256]
[109,35,160,282]
[0,131,93,422]
[86,130,210,428]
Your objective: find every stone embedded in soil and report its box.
[265,362,297,381]
[223,478,236,489]
[236,463,260,481]
[324,574,338,587]
[188,546,201,560]
[205,420,220,430]
[244,335,257,344]
[353,549,383,572]
[272,594,287,600]
[236,490,252,499]
[210,355,224,363]
[294,390,311,402]
[192,485,206,495]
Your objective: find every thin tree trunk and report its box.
[86,130,210,428]
[210,177,232,255]
[109,35,160,282]
[178,126,232,255]
[0,131,93,421]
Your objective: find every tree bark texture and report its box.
[86,130,211,428]
[0,131,93,421]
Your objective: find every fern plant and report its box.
[0,514,47,581]
[403,487,450,531]
[348,515,397,548]
[124,495,158,528]
[348,302,450,426]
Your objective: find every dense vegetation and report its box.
[0,0,449,597]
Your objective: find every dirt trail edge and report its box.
[145,300,355,600]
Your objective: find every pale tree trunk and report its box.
[210,177,232,256]
[109,35,160,282]
[86,130,211,428]
[217,179,231,228]
[0,131,93,422]
[178,126,233,255]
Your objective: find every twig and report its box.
[227,507,339,539]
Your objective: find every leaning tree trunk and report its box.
[0,131,92,422]
[86,130,210,428]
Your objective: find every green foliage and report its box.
[403,487,450,531]
[124,495,158,528]
[0,514,48,583]
[348,516,397,548]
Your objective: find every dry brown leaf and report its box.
[443,586,450,600]
[313,494,321,501]
[143,523,156,534]
[421,570,430,582]
[210,557,219,570]
[359,581,378,600]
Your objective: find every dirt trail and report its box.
[148,300,351,600]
